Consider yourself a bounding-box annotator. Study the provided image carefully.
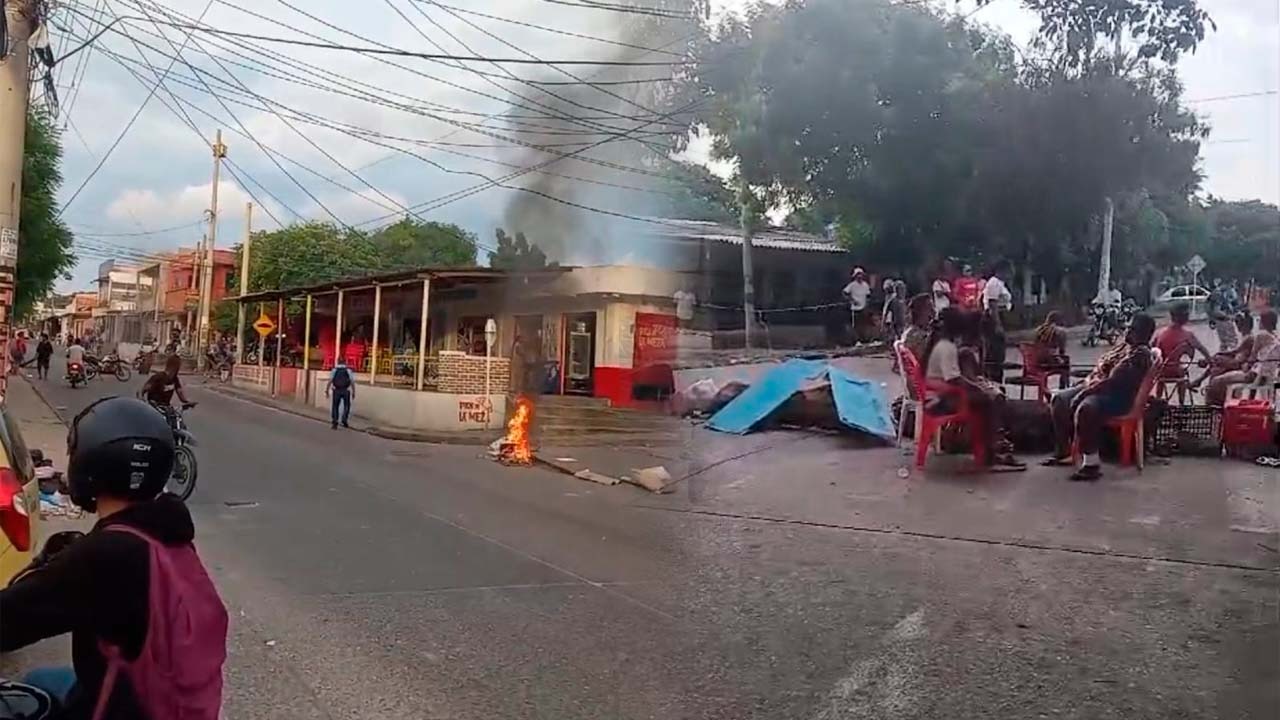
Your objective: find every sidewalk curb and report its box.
[18,374,70,428]
[200,383,495,445]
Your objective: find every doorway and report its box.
[561,312,596,395]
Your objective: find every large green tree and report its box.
[369,218,477,268]
[15,110,75,319]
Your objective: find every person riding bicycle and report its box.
[0,397,228,719]
[139,355,195,429]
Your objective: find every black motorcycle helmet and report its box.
[67,397,175,512]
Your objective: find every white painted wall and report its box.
[306,371,506,432]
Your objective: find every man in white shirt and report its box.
[931,277,951,313]
[982,270,1012,312]
[66,339,86,378]
[673,288,695,327]
[842,268,872,344]
[1096,281,1123,308]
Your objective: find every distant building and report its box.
[132,247,236,350]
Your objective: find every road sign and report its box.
[253,313,276,337]
[1187,254,1206,276]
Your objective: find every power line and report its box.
[103,13,691,66]
[57,0,217,217]
[538,0,696,20]
[122,1,349,226]
[70,219,207,237]
[1186,90,1277,104]
[417,2,687,58]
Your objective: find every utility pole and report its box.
[738,179,755,350]
[0,0,36,395]
[196,129,225,368]
[1095,196,1114,304]
[235,201,251,364]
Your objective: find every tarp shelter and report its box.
[706,359,894,439]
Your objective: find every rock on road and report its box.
[17,352,1279,720]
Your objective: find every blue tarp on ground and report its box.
[705,359,895,439]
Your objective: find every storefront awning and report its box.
[229,266,565,305]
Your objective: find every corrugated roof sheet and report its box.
[650,219,847,253]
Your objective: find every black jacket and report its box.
[0,495,196,720]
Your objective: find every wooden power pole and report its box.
[235,202,252,364]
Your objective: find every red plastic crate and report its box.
[1222,399,1276,448]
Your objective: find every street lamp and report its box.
[484,318,497,427]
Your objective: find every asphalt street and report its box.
[18,348,1280,720]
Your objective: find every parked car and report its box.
[0,403,40,585]
[1154,284,1211,306]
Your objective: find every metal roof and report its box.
[650,219,847,253]
[230,266,529,304]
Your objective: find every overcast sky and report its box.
[48,0,1278,291]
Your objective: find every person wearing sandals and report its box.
[1043,313,1157,481]
[924,307,1025,470]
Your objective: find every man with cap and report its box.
[842,268,873,344]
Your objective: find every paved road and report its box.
[20,351,1279,719]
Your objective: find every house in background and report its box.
[133,247,236,349]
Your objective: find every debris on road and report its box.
[706,359,894,439]
[628,465,673,494]
[573,469,620,486]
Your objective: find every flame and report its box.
[501,395,534,465]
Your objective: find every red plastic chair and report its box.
[1074,348,1165,470]
[894,341,987,469]
[1007,343,1056,403]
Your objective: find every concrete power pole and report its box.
[235,202,251,364]
[196,129,225,368]
[738,179,755,350]
[0,0,36,394]
[1095,196,1115,304]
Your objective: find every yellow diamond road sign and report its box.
[253,313,276,337]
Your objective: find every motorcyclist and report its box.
[0,397,228,719]
[139,354,194,412]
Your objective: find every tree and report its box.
[488,229,553,271]
[240,222,380,293]
[978,0,1213,73]
[369,218,477,268]
[654,158,739,222]
[15,109,75,320]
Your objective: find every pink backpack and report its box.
[92,526,229,720]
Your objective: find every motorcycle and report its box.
[96,352,132,382]
[155,401,199,501]
[1083,302,1121,347]
[135,346,157,375]
[65,362,86,388]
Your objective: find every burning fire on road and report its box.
[496,395,534,465]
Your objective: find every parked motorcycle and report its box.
[154,401,199,501]
[65,362,86,388]
[96,352,132,382]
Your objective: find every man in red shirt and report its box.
[1152,302,1211,403]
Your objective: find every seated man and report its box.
[1192,312,1255,390]
[1043,313,1157,481]
[1152,302,1211,403]
[925,307,1024,470]
[1205,309,1278,406]
[897,293,933,367]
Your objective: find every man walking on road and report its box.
[35,333,53,380]
[326,358,355,429]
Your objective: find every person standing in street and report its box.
[35,333,53,380]
[842,268,872,345]
[326,358,355,429]
[931,261,953,314]
[981,261,1014,381]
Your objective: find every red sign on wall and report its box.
[633,312,677,367]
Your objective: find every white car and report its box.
[1155,284,1211,305]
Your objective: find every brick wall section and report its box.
[437,351,511,394]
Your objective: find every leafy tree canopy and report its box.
[238,218,476,292]
[16,110,75,320]
[488,229,555,271]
